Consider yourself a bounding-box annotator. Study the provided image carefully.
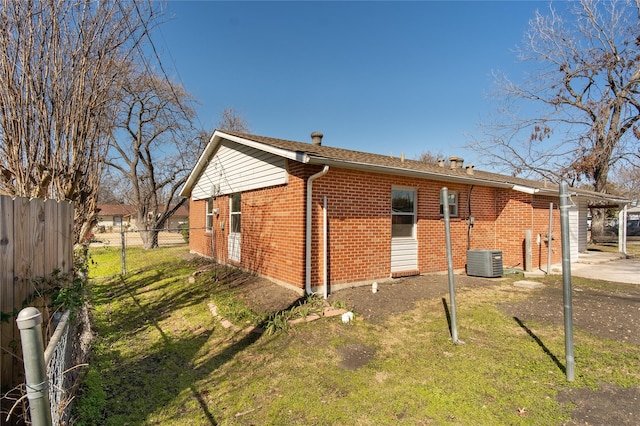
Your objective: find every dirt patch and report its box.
[336,343,376,371]
[326,274,500,323]
[499,283,640,345]
[206,266,304,314]
[557,383,640,425]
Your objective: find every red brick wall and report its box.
[189,161,563,290]
[494,190,562,269]
[312,170,499,285]
[188,160,308,289]
[531,195,561,268]
[188,196,212,258]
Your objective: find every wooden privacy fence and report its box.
[0,195,73,397]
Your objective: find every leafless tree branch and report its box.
[0,0,157,243]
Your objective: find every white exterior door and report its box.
[228,193,241,262]
[390,188,418,273]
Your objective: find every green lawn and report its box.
[75,246,640,425]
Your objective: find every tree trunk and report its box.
[140,228,159,249]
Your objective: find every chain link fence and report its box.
[45,310,72,426]
[89,227,195,276]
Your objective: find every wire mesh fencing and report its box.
[45,310,71,426]
[89,227,195,276]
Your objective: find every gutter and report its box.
[304,156,515,189]
[305,165,330,295]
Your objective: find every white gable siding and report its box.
[191,140,287,200]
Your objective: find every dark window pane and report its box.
[392,190,414,213]
[392,214,414,237]
[231,214,241,233]
[231,193,241,213]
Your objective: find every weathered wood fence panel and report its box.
[0,195,73,399]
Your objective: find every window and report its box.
[440,191,458,217]
[391,188,416,238]
[230,193,241,233]
[206,198,214,232]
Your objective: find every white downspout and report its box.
[323,196,328,299]
[306,165,329,295]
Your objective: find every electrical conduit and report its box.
[306,165,329,295]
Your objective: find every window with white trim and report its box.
[230,193,241,233]
[440,191,458,217]
[206,198,214,232]
[391,188,416,238]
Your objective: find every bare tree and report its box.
[469,0,640,232]
[217,107,250,133]
[0,0,155,243]
[98,169,128,204]
[106,71,202,248]
[416,151,446,164]
[611,163,640,203]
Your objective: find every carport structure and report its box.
[585,197,635,255]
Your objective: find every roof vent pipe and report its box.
[466,165,474,175]
[438,158,445,168]
[449,156,459,169]
[311,131,323,146]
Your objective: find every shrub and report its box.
[178,222,189,243]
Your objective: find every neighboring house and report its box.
[96,204,189,232]
[162,204,189,230]
[180,130,628,295]
[95,204,134,231]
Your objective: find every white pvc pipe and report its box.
[547,202,553,274]
[323,196,328,299]
[305,165,329,295]
[619,205,627,255]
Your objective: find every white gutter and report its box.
[304,156,515,189]
[305,165,329,295]
[512,185,539,194]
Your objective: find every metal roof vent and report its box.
[311,132,323,146]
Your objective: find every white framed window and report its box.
[230,193,241,234]
[440,191,458,217]
[206,198,214,232]
[391,188,416,238]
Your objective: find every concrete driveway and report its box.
[570,256,640,284]
[524,250,640,284]
[538,250,640,285]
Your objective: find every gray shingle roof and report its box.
[220,131,626,203]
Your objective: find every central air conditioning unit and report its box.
[466,250,503,278]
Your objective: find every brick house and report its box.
[180,130,627,295]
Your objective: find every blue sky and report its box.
[155,1,549,167]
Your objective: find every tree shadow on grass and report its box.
[88,261,305,425]
[513,316,566,374]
